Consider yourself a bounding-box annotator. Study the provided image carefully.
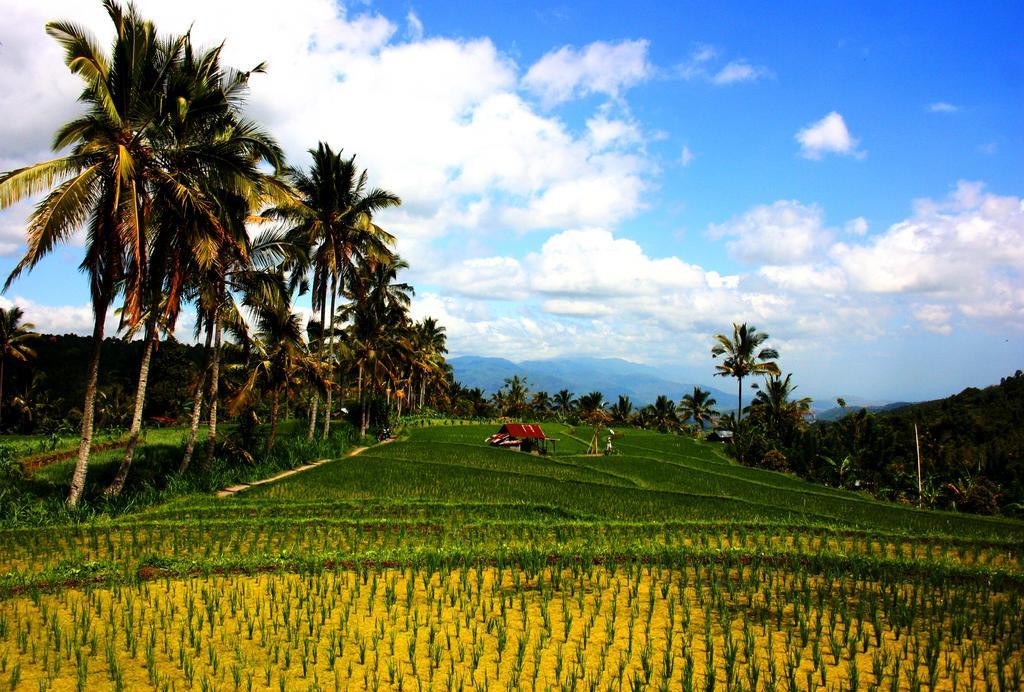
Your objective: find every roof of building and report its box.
[498,423,547,439]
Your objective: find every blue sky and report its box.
[1,0,1022,403]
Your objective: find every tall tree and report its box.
[0,1,185,505]
[0,307,38,426]
[105,35,285,495]
[677,386,718,430]
[609,395,633,425]
[267,143,399,439]
[710,322,780,422]
[229,301,307,452]
[553,389,576,420]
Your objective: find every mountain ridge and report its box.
[449,355,739,408]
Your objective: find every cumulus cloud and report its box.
[833,182,1024,297]
[0,0,654,271]
[795,111,864,160]
[928,102,958,113]
[707,200,831,265]
[522,39,652,106]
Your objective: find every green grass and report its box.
[251,423,1024,540]
[1,420,1021,593]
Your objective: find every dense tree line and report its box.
[0,1,451,504]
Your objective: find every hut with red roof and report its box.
[486,423,556,454]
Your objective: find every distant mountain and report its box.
[815,401,912,421]
[448,355,739,408]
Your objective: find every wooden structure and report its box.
[486,423,556,454]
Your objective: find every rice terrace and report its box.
[0,420,1021,690]
[1,0,1023,691]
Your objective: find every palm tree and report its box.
[494,375,530,418]
[530,391,553,419]
[178,230,295,475]
[229,301,307,452]
[609,395,633,425]
[106,44,286,495]
[0,307,38,426]
[0,2,185,505]
[677,387,718,431]
[748,372,813,442]
[267,143,399,439]
[553,389,576,420]
[577,391,605,416]
[650,395,679,432]
[710,322,780,422]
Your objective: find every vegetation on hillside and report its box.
[1,423,1020,690]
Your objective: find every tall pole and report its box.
[914,422,922,508]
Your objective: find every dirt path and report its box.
[215,439,392,498]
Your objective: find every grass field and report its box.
[1,421,1021,690]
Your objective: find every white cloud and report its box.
[712,61,769,85]
[844,217,869,236]
[405,10,424,42]
[758,265,846,294]
[522,39,652,106]
[528,228,708,297]
[708,200,831,265]
[795,111,864,160]
[677,45,769,86]
[586,115,642,150]
[928,102,958,113]
[680,145,695,166]
[913,304,953,334]
[1,1,654,272]
[833,182,1024,299]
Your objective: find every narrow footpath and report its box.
[216,440,392,498]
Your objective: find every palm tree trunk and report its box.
[323,276,337,439]
[0,358,5,428]
[307,394,318,441]
[202,318,222,469]
[67,308,106,507]
[105,325,157,495]
[180,322,213,474]
[268,388,280,452]
[737,376,743,422]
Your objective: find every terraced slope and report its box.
[0,422,1021,691]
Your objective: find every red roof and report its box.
[499,423,547,439]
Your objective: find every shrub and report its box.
[761,449,790,472]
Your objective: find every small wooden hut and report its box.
[486,423,556,454]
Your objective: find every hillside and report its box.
[793,370,1024,512]
[2,421,1022,690]
[450,355,739,407]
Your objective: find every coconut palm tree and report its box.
[105,43,286,495]
[553,390,576,420]
[267,143,399,439]
[0,2,186,505]
[609,395,633,425]
[650,395,679,433]
[710,322,780,422]
[0,307,38,427]
[229,301,307,452]
[748,372,813,443]
[677,387,718,431]
[577,391,605,416]
[530,391,553,419]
